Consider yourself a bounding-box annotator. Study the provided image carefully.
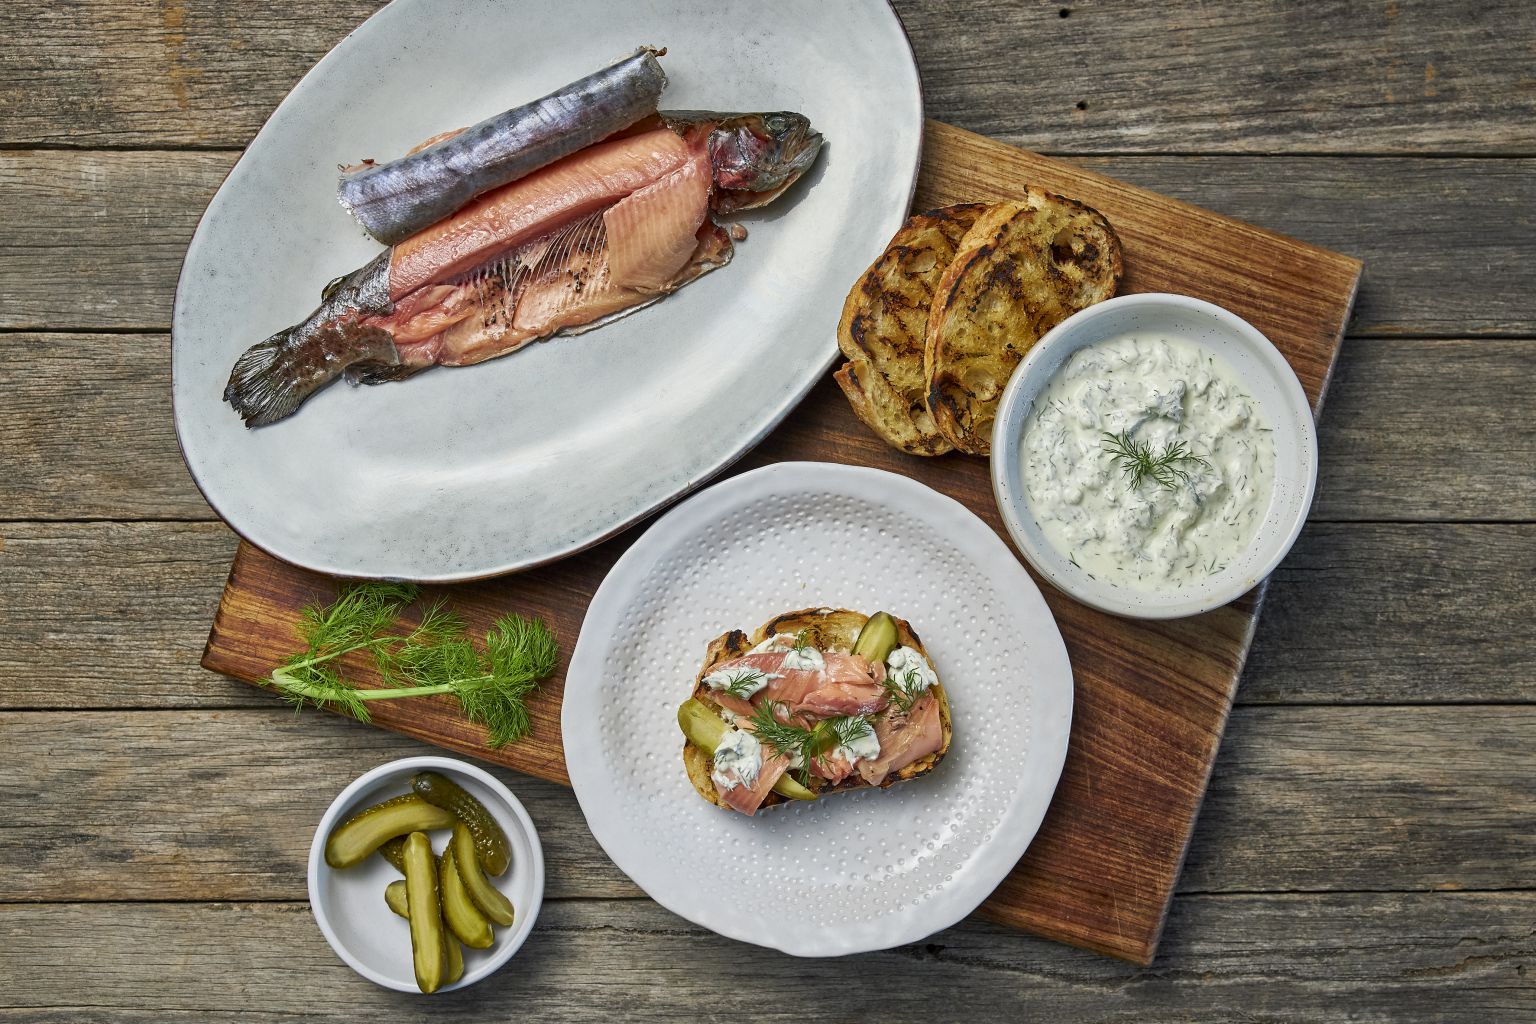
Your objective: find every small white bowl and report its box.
[307,755,544,993]
[989,293,1318,619]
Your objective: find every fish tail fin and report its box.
[224,322,399,428]
[224,330,311,427]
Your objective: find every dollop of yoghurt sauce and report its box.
[1021,333,1275,590]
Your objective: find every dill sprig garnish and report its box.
[1101,431,1210,491]
[715,668,770,699]
[880,666,926,715]
[268,582,558,748]
[748,702,872,784]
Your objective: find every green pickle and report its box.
[449,823,515,926]
[677,698,818,802]
[444,931,464,985]
[411,771,512,876]
[385,879,465,985]
[325,794,455,869]
[377,835,407,873]
[384,879,409,918]
[440,845,495,948]
[677,698,729,749]
[402,831,447,994]
[852,611,899,664]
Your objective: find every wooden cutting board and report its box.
[203,120,1361,966]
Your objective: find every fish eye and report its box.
[764,114,790,135]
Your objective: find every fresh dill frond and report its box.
[297,581,419,662]
[458,614,560,746]
[828,715,873,748]
[717,668,769,699]
[747,703,872,784]
[880,667,925,714]
[267,582,558,748]
[747,701,814,761]
[1101,431,1210,491]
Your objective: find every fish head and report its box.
[703,111,824,213]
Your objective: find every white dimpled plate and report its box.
[564,462,1073,956]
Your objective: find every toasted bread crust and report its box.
[924,189,1123,455]
[835,205,988,456]
[682,608,952,812]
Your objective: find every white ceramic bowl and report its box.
[307,756,544,992]
[989,293,1318,619]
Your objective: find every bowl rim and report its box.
[306,754,545,993]
[988,292,1318,620]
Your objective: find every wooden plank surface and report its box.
[3,0,1534,1018]
[4,705,1529,903]
[199,121,1359,965]
[8,521,1533,711]
[5,895,1531,1022]
[4,0,1533,154]
[11,150,1536,335]
[7,334,1534,524]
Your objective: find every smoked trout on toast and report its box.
[677,609,952,817]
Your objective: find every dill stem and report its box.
[281,637,392,672]
[344,682,459,701]
[272,670,513,703]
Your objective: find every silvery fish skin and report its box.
[338,47,668,245]
[227,109,823,429]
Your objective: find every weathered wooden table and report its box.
[2,2,1532,1019]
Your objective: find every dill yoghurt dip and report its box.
[1020,333,1276,591]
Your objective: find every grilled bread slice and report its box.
[682,608,952,813]
[834,204,988,456]
[925,189,1123,455]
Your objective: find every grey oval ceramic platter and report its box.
[173,0,922,581]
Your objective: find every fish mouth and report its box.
[779,127,823,186]
[750,112,822,192]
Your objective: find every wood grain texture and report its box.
[3,895,1530,1021]
[6,334,1533,523]
[0,710,640,902]
[198,122,1360,965]
[0,334,199,520]
[5,0,1534,154]
[10,149,1534,334]
[3,706,1528,903]
[7,521,1529,711]
[1182,705,1536,892]
[0,151,230,331]
[1245,524,1536,704]
[0,0,386,147]
[1077,155,1536,337]
[0,523,244,708]
[909,0,1536,155]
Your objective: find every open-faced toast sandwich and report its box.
[677,608,952,816]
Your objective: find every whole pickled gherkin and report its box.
[385,879,466,984]
[440,846,494,949]
[449,823,515,926]
[444,930,464,985]
[411,771,511,876]
[377,835,407,873]
[402,831,447,994]
[325,794,455,869]
[384,879,409,917]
